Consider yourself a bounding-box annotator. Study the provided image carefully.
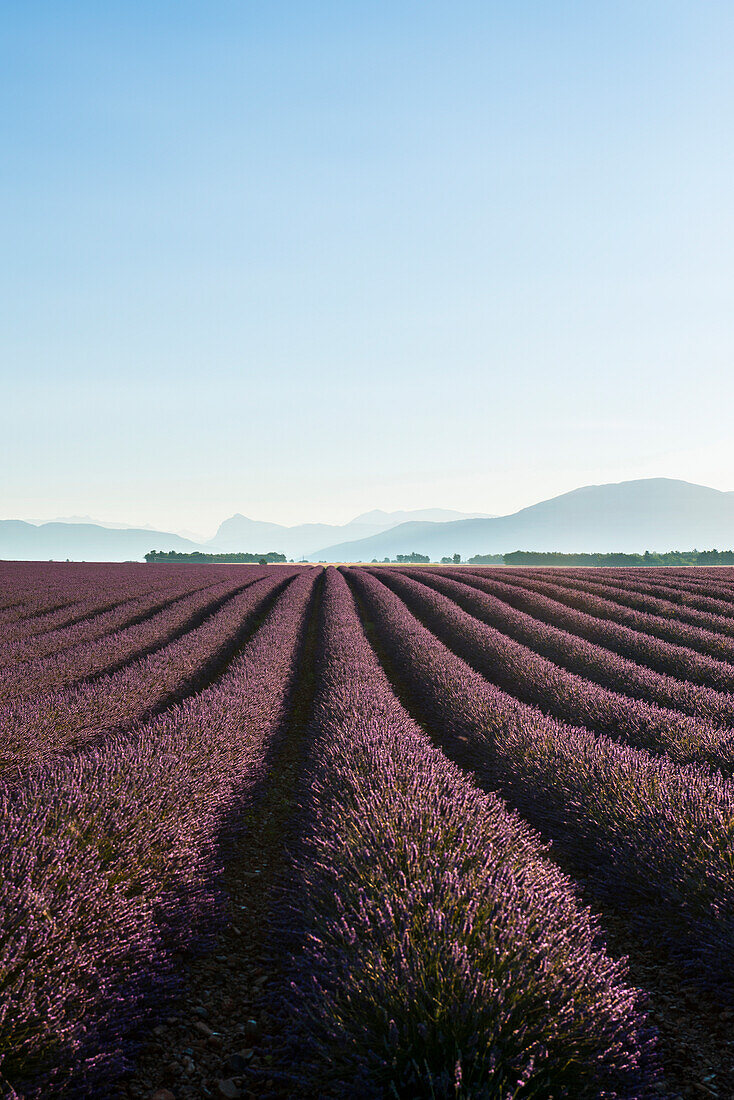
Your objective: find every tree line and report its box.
[147,548,734,567]
[145,550,287,564]
[370,549,734,566]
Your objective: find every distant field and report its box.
[3,560,734,1097]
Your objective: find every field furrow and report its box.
[493,570,734,664]
[345,568,734,996]
[281,567,658,1098]
[0,570,298,772]
[4,561,734,1099]
[0,570,273,700]
[467,569,734,691]
[0,567,318,1097]
[521,570,734,637]
[421,568,734,727]
[377,568,734,772]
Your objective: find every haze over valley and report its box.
[4,479,734,562]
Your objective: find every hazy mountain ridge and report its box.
[0,508,490,561]
[349,508,494,526]
[53,515,163,532]
[0,521,201,562]
[207,508,493,558]
[5,482,734,562]
[308,479,734,561]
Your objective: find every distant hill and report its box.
[209,516,372,559]
[309,479,734,561]
[350,508,494,526]
[11,483,734,563]
[209,508,492,559]
[0,521,201,562]
[0,508,492,562]
[52,515,161,531]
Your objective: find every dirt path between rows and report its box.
[117,579,322,1100]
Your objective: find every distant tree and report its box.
[453,553,461,564]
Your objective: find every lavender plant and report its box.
[0,568,317,1096]
[420,568,734,726]
[347,568,734,993]
[467,569,734,691]
[0,571,221,666]
[0,571,269,700]
[385,569,734,771]
[523,571,734,639]
[0,570,297,772]
[280,568,657,1099]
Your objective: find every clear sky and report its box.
[2,1,733,537]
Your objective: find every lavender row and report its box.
[521,566,734,619]
[0,575,151,638]
[423,569,734,731]
[347,568,734,995]
[467,569,734,693]
[520,569,734,642]
[0,565,220,645]
[0,570,298,773]
[0,571,270,701]
[539,567,734,609]
[0,571,222,661]
[542,567,734,616]
[0,567,318,1097]
[0,564,249,643]
[514,570,734,662]
[0,561,143,616]
[0,562,171,633]
[278,567,656,1099]
[380,569,734,773]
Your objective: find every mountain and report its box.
[0,521,202,562]
[7,483,734,562]
[308,479,734,561]
[209,509,491,559]
[0,508,493,562]
[53,515,161,531]
[351,508,494,526]
[209,516,377,558]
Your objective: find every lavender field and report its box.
[3,562,734,1099]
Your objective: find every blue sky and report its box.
[2,1,733,537]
